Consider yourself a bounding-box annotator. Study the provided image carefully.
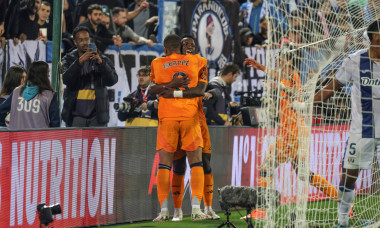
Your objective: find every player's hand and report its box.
[244,58,266,71]
[153,99,158,109]
[158,87,175,98]
[169,72,190,88]
[203,92,213,100]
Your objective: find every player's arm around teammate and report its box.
[150,34,208,222]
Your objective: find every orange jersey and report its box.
[151,53,207,120]
[278,71,302,139]
[197,56,208,121]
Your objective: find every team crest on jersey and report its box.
[190,0,232,68]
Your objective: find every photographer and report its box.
[61,26,118,127]
[203,63,241,125]
[117,65,158,126]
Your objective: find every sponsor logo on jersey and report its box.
[361,77,380,86]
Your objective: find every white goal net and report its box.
[257,0,380,227]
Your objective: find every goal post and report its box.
[257,1,380,227]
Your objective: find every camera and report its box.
[114,101,131,112]
[37,203,62,226]
[234,89,262,107]
[114,96,142,113]
[88,42,96,52]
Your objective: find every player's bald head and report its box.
[163,34,181,51]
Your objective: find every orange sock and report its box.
[255,173,272,213]
[203,173,214,207]
[259,174,272,188]
[172,173,184,208]
[310,172,338,201]
[157,166,171,208]
[190,165,204,206]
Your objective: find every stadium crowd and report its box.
[0,0,378,129]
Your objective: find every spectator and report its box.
[61,26,118,127]
[239,0,264,34]
[0,61,60,129]
[203,63,241,125]
[78,0,125,23]
[363,0,380,25]
[252,17,268,46]
[127,0,158,40]
[0,65,26,104]
[7,0,43,45]
[101,12,111,30]
[117,65,158,126]
[240,27,254,47]
[0,0,7,36]
[77,4,122,52]
[111,7,154,46]
[37,1,52,41]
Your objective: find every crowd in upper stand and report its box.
[0,0,379,129]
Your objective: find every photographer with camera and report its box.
[61,26,118,127]
[203,62,241,125]
[116,65,158,126]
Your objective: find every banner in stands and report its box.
[180,0,243,71]
[0,126,374,227]
[242,46,267,96]
[8,40,46,70]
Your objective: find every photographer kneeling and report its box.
[115,66,158,126]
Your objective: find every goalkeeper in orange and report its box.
[243,45,339,219]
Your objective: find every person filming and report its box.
[116,65,158,126]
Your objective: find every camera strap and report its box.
[141,88,149,102]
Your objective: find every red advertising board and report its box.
[0,126,374,227]
[0,130,117,227]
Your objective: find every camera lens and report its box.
[50,204,62,215]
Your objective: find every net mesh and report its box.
[257,0,380,227]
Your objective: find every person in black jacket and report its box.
[203,62,240,125]
[117,65,158,126]
[5,0,43,45]
[77,4,122,52]
[61,26,118,127]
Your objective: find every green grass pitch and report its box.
[104,196,379,228]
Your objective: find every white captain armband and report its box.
[173,90,183,98]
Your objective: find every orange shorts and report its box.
[200,117,211,154]
[156,118,203,153]
[173,117,211,160]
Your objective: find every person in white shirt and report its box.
[312,20,380,228]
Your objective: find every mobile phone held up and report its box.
[88,42,96,52]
